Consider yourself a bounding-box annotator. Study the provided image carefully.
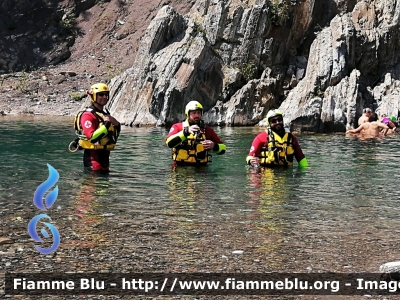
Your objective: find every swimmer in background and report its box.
[358,108,373,126]
[380,114,397,134]
[347,113,389,139]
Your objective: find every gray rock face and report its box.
[104,0,400,131]
[280,13,358,132]
[108,0,312,126]
[281,0,400,132]
[108,5,224,126]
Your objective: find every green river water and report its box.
[2,115,400,278]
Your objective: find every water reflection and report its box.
[246,168,291,251]
[4,117,400,273]
[163,167,220,265]
[68,172,109,249]
[167,166,212,202]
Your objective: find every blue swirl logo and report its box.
[28,164,61,254]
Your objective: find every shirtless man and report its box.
[347,114,389,138]
[358,108,372,126]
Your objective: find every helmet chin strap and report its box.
[92,97,105,109]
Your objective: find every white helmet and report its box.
[185,101,203,117]
[266,109,284,124]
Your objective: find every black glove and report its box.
[183,127,190,137]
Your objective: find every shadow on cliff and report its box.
[0,0,88,72]
[296,0,357,57]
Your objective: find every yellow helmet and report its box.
[87,83,110,102]
[185,101,203,117]
[266,109,284,124]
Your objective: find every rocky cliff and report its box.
[0,0,193,117]
[2,0,400,132]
